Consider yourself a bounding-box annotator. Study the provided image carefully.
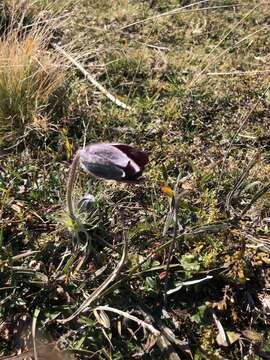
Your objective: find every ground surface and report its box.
[1,1,270,359]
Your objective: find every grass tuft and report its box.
[0,2,69,144]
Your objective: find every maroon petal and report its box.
[124,160,141,180]
[112,144,149,168]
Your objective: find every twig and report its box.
[94,305,160,336]
[57,232,128,324]
[11,250,40,262]
[51,43,133,112]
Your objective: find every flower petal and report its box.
[79,143,148,181]
[112,144,149,168]
[81,144,130,169]
[80,153,125,180]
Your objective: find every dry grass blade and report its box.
[51,43,133,112]
[213,313,228,347]
[207,69,270,76]
[230,84,270,144]
[167,275,213,295]
[163,198,178,304]
[188,24,270,89]
[94,305,160,336]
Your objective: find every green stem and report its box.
[66,150,81,222]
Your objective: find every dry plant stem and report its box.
[66,150,81,222]
[51,43,133,112]
[225,152,260,214]
[163,204,178,305]
[32,308,40,360]
[239,182,270,219]
[94,306,160,336]
[120,1,249,30]
[133,301,188,360]
[57,233,128,324]
[0,353,34,360]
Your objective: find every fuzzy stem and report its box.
[66,150,81,222]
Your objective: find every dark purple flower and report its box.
[79,143,149,182]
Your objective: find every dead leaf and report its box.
[242,330,263,342]
[216,331,241,347]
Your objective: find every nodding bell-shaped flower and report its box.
[79,143,149,182]
[66,143,149,222]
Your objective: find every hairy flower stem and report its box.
[66,151,96,259]
[66,150,81,223]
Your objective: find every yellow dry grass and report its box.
[0,3,68,142]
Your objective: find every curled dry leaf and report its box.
[93,309,111,329]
